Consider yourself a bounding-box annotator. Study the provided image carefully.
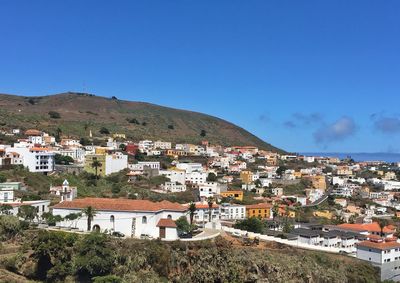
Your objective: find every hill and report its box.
[0,92,283,152]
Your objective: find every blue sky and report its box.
[1,1,400,153]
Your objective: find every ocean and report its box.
[300,153,400,163]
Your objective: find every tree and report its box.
[234,217,264,233]
[119,144,126,151]
[254,179,262,188]
[55,154,74,165]
[0,215,22,240]
[17,205,37,223]
[41,212,63,226]
[55,127,62,143]
[276,166,287,177]
[0,204,13,215]
[168,125,174,130]
[82,206,97,232]
[74,233,115,279]
[188,202,196,225]
[93,275,123,283]
[91,159,102,179]
[175,216,191,233]
[272,204,279,220]
[200,130,207,137]
[207,197,214,222]
[48,111,61,119]
[374,218,389,237]
[0,173,6,183]
[207,173,217,182]
[99,127,110,135]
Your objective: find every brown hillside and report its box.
[0,92,283,152]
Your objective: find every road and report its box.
[302,187,333,208]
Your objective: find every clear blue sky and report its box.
[1,1,400,153]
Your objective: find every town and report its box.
[1,128,400,281]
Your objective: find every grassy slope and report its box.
[0,92,283,152]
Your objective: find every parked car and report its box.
[112,231,125,238]
[231,231,241,238]
[140,234,153,240]
[178,232,192,239]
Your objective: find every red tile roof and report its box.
[338,222,396,234]
[358,241,400,250]
[25,129,42,136]
[157,218,177,228]
[52,198,187,212]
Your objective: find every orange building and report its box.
[246,203,272,219]
[220,190,244,201]
[240,170,253,184]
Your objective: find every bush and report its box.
[48,111,61,119]
[0,173,6,183]
[93,275,123,283]
[0,215,22,240]
[99,127,110,135]
[233,217,264,234]
[168,125,174,130]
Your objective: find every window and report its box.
[110,215,115,222]
[142,216,147,224]
[167,215,172,219]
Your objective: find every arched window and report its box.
[110,215,115,223]
[142,216,147,224]
[167,215,172,219]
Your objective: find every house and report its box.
[159,168,186,184]
[191,202,220,223]
[161,182,187,193]
[220,190,244,201]
[198,182,226,199]
[220,203,246,220]
[357,240,400,281]
[293,228,322,245]
[240,171,253,184]
[153,141,172,150]
[271,187,283,196]
[52,198,187,240]
[49,180,77,202]
[6,147,55,174]
[84,152,128,176]
[337,223,396,238]
[246,203,272,219]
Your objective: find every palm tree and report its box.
[374,218,389,237]
[82,206,97,232]
[188,202,196,225]
[91,159,102,179]
[207,197,214,223]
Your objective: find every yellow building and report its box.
[240,170,253,184]
[306,175,327,191]
[313,210,333,219]
[113,133,126,139]
[278,206,296,218]
[246,203,272,219]
[84,154,106,177]
[294,172,302,179]
[95,147,109,155]
[220,190,244,201]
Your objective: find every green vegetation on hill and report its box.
[0,92,283,152]
[0,225,380,283]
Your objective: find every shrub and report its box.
[48,111,61,119]
[99,127,110,135]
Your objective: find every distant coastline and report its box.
[300,152,400,163]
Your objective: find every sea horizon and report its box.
[300,152,400,163]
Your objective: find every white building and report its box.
[357,240,400,282]
[192,202,220,223]
[138,140,153,151]
[161,182,187,193]
[154,141,172,150]
[220,204,246,220]
[6,147,55,173]
[58,147,86,163]
[105,152,128,175]
[53,198,187,240]
[49,180,78,202]
[159,169,186,184]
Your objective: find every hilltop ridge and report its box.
[0,92,283,152]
